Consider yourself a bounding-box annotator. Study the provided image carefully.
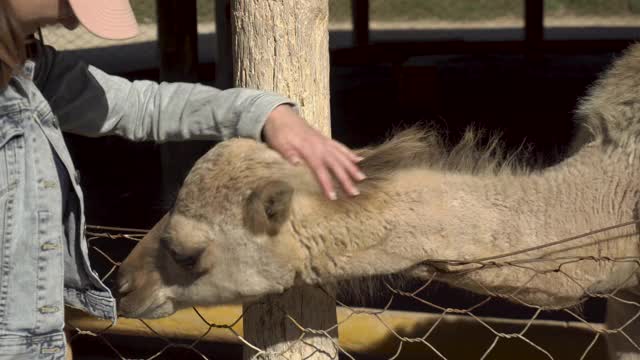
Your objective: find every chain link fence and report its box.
[40,0,215,51]
[64,219,640,359]
[38,0,640,52]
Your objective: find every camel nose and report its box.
[115,268,134,297]
[117,279,131,296]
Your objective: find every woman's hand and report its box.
[262,105,366,200]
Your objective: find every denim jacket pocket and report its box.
[0,111,25,324]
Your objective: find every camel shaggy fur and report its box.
[116,45,640,359]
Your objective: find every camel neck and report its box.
[288,144,640,295]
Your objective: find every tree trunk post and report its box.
[231,1,338,359]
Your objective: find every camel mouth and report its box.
[117,288,176,319]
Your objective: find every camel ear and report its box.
[244,180,294,236]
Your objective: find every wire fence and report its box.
[39,0,640,52]
[65,220,640,360]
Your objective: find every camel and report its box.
[116,45,640,359]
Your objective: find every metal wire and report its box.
[66,218,640,360]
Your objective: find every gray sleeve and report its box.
[34,46,296,142]
[78,66,295,142]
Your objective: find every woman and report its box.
[0,0,364,358]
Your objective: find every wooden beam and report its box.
[330,40,633,66]
[156,0,198,82]
[156,0,209,206]
[351,0,370,47]
[525,0,544,50]
[215,0,233,89]
[66,306,608,359]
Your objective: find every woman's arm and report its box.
[34,45,293,142]
[34,45,365,198]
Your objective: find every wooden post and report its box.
[351,0,370,47]
[231,1,338,359]
[157,0,212,205]
[525,0,544,52]
[215,0,233,89]
[156,0,198,82]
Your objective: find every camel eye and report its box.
[171,250,200,269]
[164,246,201,270]
[160,234,200,270]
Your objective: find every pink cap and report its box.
[67,0,139,40]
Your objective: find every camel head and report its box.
[116,139,308,319]
[115,127,511,319]
[118,129,444,318]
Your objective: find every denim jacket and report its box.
[0,46,293,359]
